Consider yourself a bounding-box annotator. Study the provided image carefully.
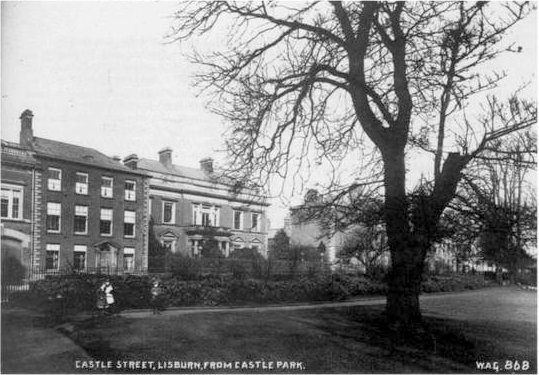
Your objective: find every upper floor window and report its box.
[125,180,136,201]
[251,213,261,232]
[162,201,175,224]
[101,177,113,198]
[73,245,87,271]
[124,210,136,237]
[233,210,243,230]
[192,204,219,227]
[74,205,88,234]
[48,168,62,191]
[1,185,23,220]
[46,202,61,233]
[75,172,88,195]
[148,197,153,216]
[100,208,113,236]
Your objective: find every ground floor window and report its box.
[45,244,60,271]
[123,248,135,272]
[73,245,87,271]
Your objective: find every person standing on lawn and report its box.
[150,278,163,315]
[97,279,115,314]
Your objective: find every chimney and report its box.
[200,157,214,174]
[159,147,172,168]
[123,154,139,169]
[19,109,34,148]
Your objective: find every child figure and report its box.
[97,280,115,314]
[150,278,163,315]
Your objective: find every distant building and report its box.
[125,148,270,257]
[1,139,38,270]
[2,110,150,274]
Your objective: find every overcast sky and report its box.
[1,1,537,229]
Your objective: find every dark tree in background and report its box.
[269,228,291,260]
[172,2,536,326]
[148,218,167,272]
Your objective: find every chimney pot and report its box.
[19,109,34,148]
[200,157,214,174]
[159,147,173,168]
[123,154,139,169]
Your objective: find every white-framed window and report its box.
[251,213,261,232]
[162,201,176,224]
[123,247,135,272]
[124,210,136,237]
[101,176,113,198]
[45,244,60,271]
[46,202,61,233]
[73,245,87,271]
[125,180,136,201]
[1,185,23,220]
[233,210,243,230]
[74,205,88,234]
[48,167,62,191]
[148,197,153,216]
[100,208,113,236]
[75,172,88,195]
[192,204,220,227]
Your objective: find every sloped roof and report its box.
[138,158,212,182]
[33,137,143,174]
[1,139,36,165]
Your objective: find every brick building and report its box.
[124,148,269,258]
[10,110,150,273]
[1,139,38,269]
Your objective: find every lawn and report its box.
[63,287,536,374]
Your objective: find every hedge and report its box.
[10,272,492,314]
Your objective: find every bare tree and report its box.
[171,1,536,326]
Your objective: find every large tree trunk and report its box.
[382,148,428,326]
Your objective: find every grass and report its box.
[63,288,536,373]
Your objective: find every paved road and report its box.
[120,286,536,320]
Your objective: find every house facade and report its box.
[6,110,150,274]
[1,139,38,270]
[125,148,269,258]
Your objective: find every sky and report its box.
[1,1,537,229]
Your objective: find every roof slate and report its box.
[32,137,142,174]
[138,158,211,182]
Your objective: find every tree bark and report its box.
[381,148,427,326]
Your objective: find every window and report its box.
[48,168,62,191]
[162,201,175,224]
[233,210,243,230]
[192,204,220,227]
[74,205,88,234]
[73,245,87,271]
[46,202,61,232]
[251,213,261,232]
[45,244,60,271]
[125,180,136,201]
[100,208,113,236]
[148,197,153,216]
[101,177,113,198]
[1,185,23,220]
[124,210,136,237]
[123,247,135,272]
[75,172,88,195]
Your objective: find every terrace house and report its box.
[124,148,269,258]
[15,110,150,274]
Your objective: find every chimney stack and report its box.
[200,157,214,174]
[19,109,34,148]
[123,154,139,169]
[159,147,173,168]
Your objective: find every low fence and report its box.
[1,266,146,303]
